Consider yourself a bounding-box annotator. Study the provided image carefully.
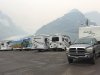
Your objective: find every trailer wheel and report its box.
[98,52,100,57]
[19,49,22,51]
[38,49,43,52]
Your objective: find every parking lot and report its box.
[0,51,100,75]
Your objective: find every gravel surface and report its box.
[0,51,99,75]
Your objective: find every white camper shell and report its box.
[0,40,13,50]
[31,35,49,51]
[49,34,71,51]
[79,26,100,41]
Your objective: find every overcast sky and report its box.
[0,0,100,34]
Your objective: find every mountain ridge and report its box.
[0,11,26,40]
[36,9,94,41]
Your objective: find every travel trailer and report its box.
[31,35,50,52]
[0,40,13,50]
[66,26,100,64]
[49,34,71,51]
[79,26,100,41]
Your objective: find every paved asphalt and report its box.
[0,51,100,75]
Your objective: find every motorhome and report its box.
[49,34,71,51]
[31,35,50,52]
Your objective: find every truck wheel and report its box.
[38,49,44,52]
[98,52,100,57]
[68,58,73,64]
[38,50,42,52]
[90,54,95,64]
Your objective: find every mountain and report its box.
[36,9,94,41]
[85,11,100,25]
[0,11,26,40]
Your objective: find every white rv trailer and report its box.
[31,35,50,51]
[79,26,100,41]
[49,34,71,51]
[0,40,13,50]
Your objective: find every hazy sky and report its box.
[0,0,100,34]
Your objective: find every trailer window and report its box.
[7,42,10,45]
[52,37,59,41]
[1,43,4,45]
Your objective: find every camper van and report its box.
[67,26,100,64]
[49,34,71,51]
[0,40,13,50]
[32,35,49,52]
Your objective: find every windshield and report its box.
[74,38,94,45]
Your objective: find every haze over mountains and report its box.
[36,9,97,41]
[85,11,100,25]
[0,9,100,41]
[0,11,26,40]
